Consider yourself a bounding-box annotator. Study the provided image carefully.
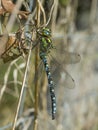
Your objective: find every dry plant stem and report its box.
[37,0,46,24]
[33,46,39,130]
[42,75,47,118]
[12,48,32,130]
[51,0,58,32]
[17,8,34,118]
[0,58,20,101]
[45,0,55,27]
[0,16,2,33]
[33,1,40,130]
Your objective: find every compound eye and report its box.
[43,28,51,36]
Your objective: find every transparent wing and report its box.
[48,49,80,89]
[46,66,75,119]
[34,46,80,117]
[51,64,75,89]
[45,50,78,118]
[47,86,53,116]
[51,49,81,65]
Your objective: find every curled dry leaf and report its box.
[1,0,30,18]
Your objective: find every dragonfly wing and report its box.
[61,70,75,89]
[63,52,81,64]
[47,86,53,116]
[49,49,80,89]
[51,49,81,65]
[51,65,75,89]
[46,66,75,119]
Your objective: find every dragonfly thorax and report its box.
[40,37,53,53]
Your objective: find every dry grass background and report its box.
[0,0,98,130]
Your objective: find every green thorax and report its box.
[40,37,53,53]
[39,27,53,54]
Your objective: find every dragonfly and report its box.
[36,27,80,119]
[0,25,80,120]
[37,27,57,119]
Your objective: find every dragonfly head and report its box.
[42,27,51,36]
[37,27,51,37]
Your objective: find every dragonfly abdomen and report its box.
[40,53,56,119]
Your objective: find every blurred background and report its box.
[0,0,98,130]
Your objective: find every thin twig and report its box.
[0,58,20,101]
[12,47,32,130]
[37,0,46,24]
[45,0,55,27]
[51,0,58,32]
[39,0,55,28]
[12,1,34,129]
[33,1,40,130]
[17,0,35,118]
